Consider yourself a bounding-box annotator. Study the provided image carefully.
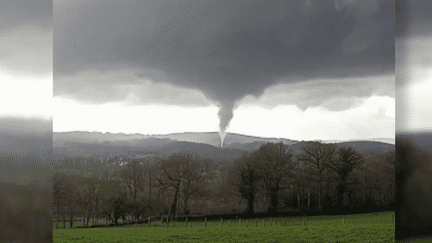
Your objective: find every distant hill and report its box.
[225,140,394,155]
[152,131,298,147]
[54,131,394,163]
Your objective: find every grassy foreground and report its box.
[53,212,394,242]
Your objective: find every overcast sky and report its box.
[396,1,432,133]
[54,0,395,142]
[1,0,52,120]
[0,0,52,186]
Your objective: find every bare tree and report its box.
[62,174,81,228]
[115,160,146,221]
[99,176,126,226]
[254,142,296,214]
[229,152,262,214]
[53,173,67,228]
[178,158,216,215]
[154,152,195,222]
[296,141,337,212]
[326,146,364,208]
[291,160,315,209]
[76,176,92,226]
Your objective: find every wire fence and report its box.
[53,212,394,229]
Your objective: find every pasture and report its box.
[53,212,394,242]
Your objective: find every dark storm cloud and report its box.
[243,74,394,111]
[0,0,52,32]
[1,0,52,75]
[55,0,394,134]
[396,0,432,37]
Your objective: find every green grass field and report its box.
[53,212,395,242]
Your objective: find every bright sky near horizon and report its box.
[0,70,52,120]
[53,82,395,141]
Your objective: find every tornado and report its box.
[217,102,235,147]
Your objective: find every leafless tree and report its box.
[254,142,296,214]
[296,141,337,211]
[229,152,262,214]
[327,146,364,208]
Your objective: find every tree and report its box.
[327,146,364,208]
[154,152,196,222]
[291,160,315,210]
[99,176,126,226]
[296,141,337,212]
[53,173,67,228]
[229,152,262,214]
[178,158,216,215]
[62,174,81,228]
[114,160,146,221]
[254,142,296,214]
[76,176,93,227]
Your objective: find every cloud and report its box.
[55,0,394,134]
[0,0,51,33]
[1,0,52,76]
[55,69,211,107]
[397,0,432,37]
[239,74,394,111]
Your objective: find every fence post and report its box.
[205,217,207,227]
[148,217,151,227]
[228,220,230,227]
[239,218,241,227]
[220,218,223,228]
